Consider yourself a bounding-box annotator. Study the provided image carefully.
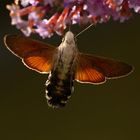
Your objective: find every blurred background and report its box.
[0,1,140,140]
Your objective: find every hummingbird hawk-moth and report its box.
[4,31,133,108]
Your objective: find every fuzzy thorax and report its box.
[58,31,76,64]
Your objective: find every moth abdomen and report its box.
[46,82,72,108]
[45,71,74,108]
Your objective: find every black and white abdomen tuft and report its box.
[45,68,74,108]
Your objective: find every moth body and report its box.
[45,31,78,108]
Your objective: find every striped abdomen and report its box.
[45,59,75,108]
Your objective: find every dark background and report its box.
[0,1,140,140]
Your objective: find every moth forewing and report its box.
[4,34,57,74]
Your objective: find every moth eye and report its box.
[62,37,65,42]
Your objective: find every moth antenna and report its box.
[75,23,94,38]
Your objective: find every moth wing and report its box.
[75,53,133,84]
[4,35,57,74]
[75,53,106,84]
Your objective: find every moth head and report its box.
[62,31,75,44]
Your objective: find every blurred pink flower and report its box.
[7,0,140,38]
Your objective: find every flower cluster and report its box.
[7,0,140,38]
